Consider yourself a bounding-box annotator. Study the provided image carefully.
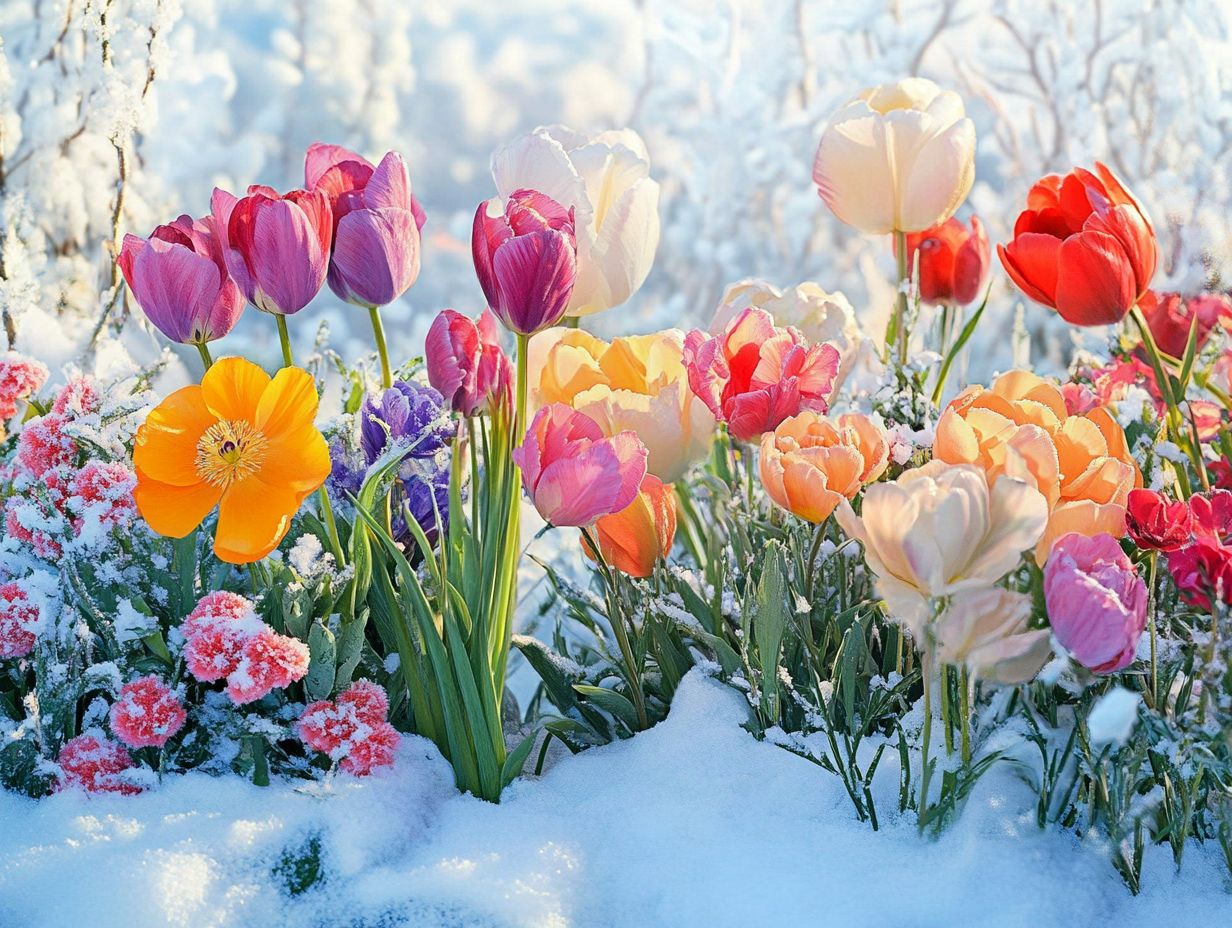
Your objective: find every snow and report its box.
[1087,687,1143,748]
[2,671,1226,927]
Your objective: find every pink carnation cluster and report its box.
[298,680,400,776]
[181,591,310,704]
[3,376,134,558]
[108,675,187,749]
[0,351,48,421]
[0,580,41,659]
[56,732,142,795]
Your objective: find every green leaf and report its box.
[334,611,367,688]
[931,291,987,406]
[754,541,789,721]
[574,684,639,731]
[501,730,537,787]
[305,620,337,700]
[514,635,581,713]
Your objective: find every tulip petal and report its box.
[998,233,1062,308]
[813,103,897,234]
[247,198,329,315]
[328,207,420,307]
[492,229,576,335]
[1054,230,1136,326]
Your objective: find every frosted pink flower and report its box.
[337,679,389,727]
[3,473,70,560]
[1044,532,1148,674]
[1060,381,1100,416]
[182,591,264,683]
[0,352,48,420]
[225,628,309,704]
[109,675,187,749]
[68,462,137,536]
[57,732,142,795]
[51,375,101,418]
[16,414,76,478]
[339,722,400,776]
[0,581,41,659]
[297,680,397,774]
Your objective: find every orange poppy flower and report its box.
[132,357,330,564]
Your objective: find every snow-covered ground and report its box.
[2,672,1227,927]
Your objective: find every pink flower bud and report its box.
[425,309,512,415]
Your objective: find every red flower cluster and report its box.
[0,581,41,659]
[1138,289,1232,359]
[109,676,187,749]
[57,732,142,795]
[1133,488,1232,610]
[181,591,309,704]
[0,351,48,421]
[298,680,400,776]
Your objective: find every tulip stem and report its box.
[959,667,971,766]
[1147,551,1158,709]
[918,653,934,834]
[515,333,529,433]
[195,342,213,374]
[1132,307,1203,496]
[276,315,294,367]
[318,486,346,570]
[894,229,910,368]
[368,305,392,389]
[804,521,827,602]
[940,665,954,755]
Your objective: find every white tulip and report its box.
[492,125,661,317]
[812,78,975,234]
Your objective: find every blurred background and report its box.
[2,0,1230,383]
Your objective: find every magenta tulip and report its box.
[1044,532,1148,674]
[117,213,245,345]
[425,309,512,416]
[513,403,647,527]
[211,185,332,316]
[305,143,425,308]
[472,189,577,336]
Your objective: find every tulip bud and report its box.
[212,185,332,317]
[118,213,245,345]
[583,474,677,578]
[998,163,1156,327]
[813,78,975,234]
[472,189,577,336]
[1138,289,1231,358]
[426,309,513,416]
[305,143,425,308]
[899,216,989,306]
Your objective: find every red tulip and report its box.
[1138,289,1231,358]
[1125,488,1190,552]
[998,163,1156,326]
[1167,537,1232,610]
[1190,489,1232,544]
[900,216,989,306]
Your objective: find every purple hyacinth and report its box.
[345,380,453,545]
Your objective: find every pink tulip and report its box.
[211,184,332,316]
[117,213,245,345]
[1043,532,1147,674]
[513,403,647,527]
[425,309,512,416]
[305,143,425,308]
[683,307,841,442]
[472,189,577,336]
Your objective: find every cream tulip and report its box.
[491,125,660,318]
[836,461,1048,633]
[812,78,975,234]
[530,327,715,484]
[933,587,1052,684]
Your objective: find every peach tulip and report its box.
[812,78,975,235]
[932,370,1139,562]
[759,411,888,524]
[836,461,1048,635]
[583,474,677,579]
[530,328,715,484]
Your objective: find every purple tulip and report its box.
[1044,532,1148,674]
[305,143,426,308]
[117,214,245,345]
[471,189,577,336]
[211,185,332,316]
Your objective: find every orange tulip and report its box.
[932,370,1140,561]
[759,411,889,524]
[133,357,330,564]
[583,474,677,579]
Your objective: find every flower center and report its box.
[195,419,268,487]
